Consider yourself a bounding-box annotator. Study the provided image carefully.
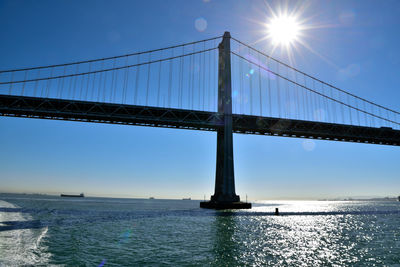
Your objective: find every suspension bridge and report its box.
[1,32,399,209]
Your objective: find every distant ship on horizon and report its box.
[60,193,84,197]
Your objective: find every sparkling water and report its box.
[0,194,399,266]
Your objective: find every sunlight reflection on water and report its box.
[222,201,400,266]
[0,196,399,266]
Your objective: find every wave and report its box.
[0,200,53,267]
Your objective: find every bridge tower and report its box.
[200,32,251,209]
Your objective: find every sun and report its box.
[249,2,332,66]
[266,15,301,47]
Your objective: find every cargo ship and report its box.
[60,193,84,197]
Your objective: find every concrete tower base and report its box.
[200,201,251,210]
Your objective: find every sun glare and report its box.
[267,15,300,47]
[250,3,331,66]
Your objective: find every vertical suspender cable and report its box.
[330,86,336,124]
[21,70,28,96]
[91,63,98,101]
[191,45,195,110]
[146,53,151,106]
[321,84,328,123]
[314,80,321,120]
[113,63,119,103]
[110,62,115,103]
[267,56,271,117]
[294,71,299,120]
[258,52,262,116]
[179,46,184,108]
[208,44,211,111]
[97,60,104,102]
[34,69,40,97]
[239,44,244,114]
[124,58,130,104]
[213,40,216,111]
[202,41,206,110]
[80,65,86,100]
[43,68,49,97]
[347,94,352,125]
[294,69,300,120]
[318,83,323,122]
[188,48,192,109]
[67,72,71,99]
[355,98,360,126]
[168,49,173,108]
[363,100,368,126]
[318,82,324,121]
[84,63,91,101]
[134,55,140,105]
[249,47,253,115]
[60,66,66,98]
[79,68,86,100]
[157,53,162,107]
[9,72,14,94]
[102,64,108,103]
[317,80,322,120]
[303,74,309,121]
[277,62,281,118]
[298,72,305,121]
[121,56,128,104]
[56,69,61,98]
[46,67,53,98]
[386,109,390,127]
[72,65,78,100]
[311,79,316,120]
[339,92,345,124]
[309,79,314,120]
[285,66,290,118]
[370,105,375,127]
[197,48,201,109]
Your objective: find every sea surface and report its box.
[0,194,399,266]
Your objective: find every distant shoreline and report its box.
[0,192,399,202]
[319,197,399,202]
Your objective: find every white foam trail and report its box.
[0,200,52,266]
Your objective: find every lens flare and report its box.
[266,15,300,47]
[194,17,207,32]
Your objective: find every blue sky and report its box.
[0,0,399,200]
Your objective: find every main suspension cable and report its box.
[231,51,400,126]
[0,36,223,74]
[231,37,400,115]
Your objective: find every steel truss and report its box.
[1,94,399,146]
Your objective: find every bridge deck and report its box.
[1,94,399,146]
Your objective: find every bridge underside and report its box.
[1,94,399,146]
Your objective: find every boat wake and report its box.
[0,200,52,266]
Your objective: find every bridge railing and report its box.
[0,36,221,113]
[230,38,400,130]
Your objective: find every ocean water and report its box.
[0,194,399,266]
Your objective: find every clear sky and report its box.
[0,0,399,200]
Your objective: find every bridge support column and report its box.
[200,32,251,210]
